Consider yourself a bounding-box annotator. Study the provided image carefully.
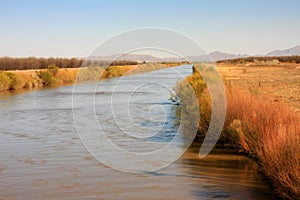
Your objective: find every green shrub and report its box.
[0,71,12,90]
[0,71,24,90]
[37,71,55,86]
[6,72,23,89]
[77,67,104,81]
[47,64,59,76]
[174,73,209,137]
[105,66,126,78]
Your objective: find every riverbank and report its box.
[176,63,299,199]
[0,63,177,92]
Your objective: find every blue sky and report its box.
[1,0,300,57]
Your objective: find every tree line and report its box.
[217,56,300,64]
[0,57,138,71]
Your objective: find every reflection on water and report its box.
[0,65,270,199]
[180,145,270,199]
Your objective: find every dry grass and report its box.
[56,68,78,84]
[225,87,300,199]
[218,62,300,109]
[0,63,176,92]
[180,64,300,199]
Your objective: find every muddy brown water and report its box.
[0,65,270,199]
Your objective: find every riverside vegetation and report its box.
[175,62,299,199]
[0,59,181,92]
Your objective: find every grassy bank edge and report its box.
[0,63,180,93]
[175,64,300,199]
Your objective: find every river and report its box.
[0,65,270,199]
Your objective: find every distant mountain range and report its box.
[186,51,249,62]
[266,46,300,56]
[89,45,300,62]
[89,54,159,62]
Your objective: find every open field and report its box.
[218,62,300,109]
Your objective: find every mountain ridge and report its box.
[87,45,300,62]
[267,45,300,56]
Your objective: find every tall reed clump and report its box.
[101,63,170,78]
[37,64,61,86]
[177,65,299,199]
[0,71,26,90]
[174,70,211,139]
[225,87,300,199]
[37,64,79,86]
[0,71,13,90]
[56,68,77,84]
